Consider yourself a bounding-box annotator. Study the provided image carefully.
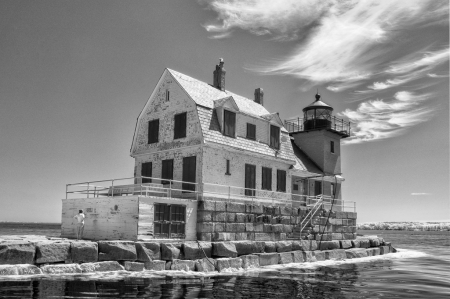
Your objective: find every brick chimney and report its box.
[213,58,226,91]
[254,88,264,106]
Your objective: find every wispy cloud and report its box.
[427,73,449,78]
[340,91,435,144]
[200,0,448,89]
[411,193,432,196]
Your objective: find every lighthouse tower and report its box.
[290,93,350,176]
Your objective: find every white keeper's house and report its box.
[62,59,353,241]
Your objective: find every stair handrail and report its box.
[298,195,324,238]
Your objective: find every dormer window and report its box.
[246,123,256,140]
[223,110,236,137]
[270,125,280,149]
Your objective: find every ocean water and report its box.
[0,225,449,298]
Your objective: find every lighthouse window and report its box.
[330,141,335,153]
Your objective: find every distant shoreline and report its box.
[357,221,450,231]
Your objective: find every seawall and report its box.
[0,235,395,275]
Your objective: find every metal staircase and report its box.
[289,196,324,240]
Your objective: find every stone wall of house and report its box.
[196,199,357,242]
[202,145,292,198]
[131,71,203,157]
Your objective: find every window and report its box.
[182,156,196,192]
[154,203,186,239]
[246,123,256,140]
[314,181,322,196]
[174,112,187,139]
[270,125,280,149]
[141,162,152,183]
[166,90,170,101]
[293,184,298,191]
[245,164,256,196]
[224,110,236,137]
[161,159,174,185]
[225,159,231,175]
[277,170,286,192]
[148,119,159,144]
[330,141,335,153]
[262,167,272,190]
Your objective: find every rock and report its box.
[41,264,82,274]
[183,242,211,260]
[235,213,246,223]
[345,248,368,259]
[291,251,304,263]
[291,241,302,251]
[226,213,236,222]
[272,224,284,233]
[165,261,172,270]
[197,233,212,241]
[136,242,161,262]
[195,258,217,272]
[318,241,340,250]
[216,257,242,272]
[263,224,273,233]
[35,242,70,264]
[359,239,370,248]
[0,264,42,275]
[264,241,277,253]
[324,250,346,260]
[302,251,317,262]
[197,211,213,222]
[80,261,124,273]
[379,246,390,255]
[198,200,216,211]
[245,223,254,232]
[232,241,260,256]
[254,233,272,241]
[197,222,214,233]
[170,259,195,271]
[213,232,236,241]
[253,224,264,232]
[340,240,352,249]
[98,241,137,261]
[226,223,245,232]
[246,204,263,214]
[235,233,248,240]
[276,241,292,253]
[226,202,245,213]
[160,243,182,261]
[0,242,36,264]
[241,255,259,269]
[212,242,237,258]
[351,240,361,248]
[213,212,226,222]
[256,253,279,266]
[279,252,293,264]
[372,248,381,256]
[71,241,98,263]
[300,240,318,251]
[144,260,166,271]
[124,261,145,271]
[314,251,326,261]
[369,238,381,247]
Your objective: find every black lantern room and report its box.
[302,93,333,131]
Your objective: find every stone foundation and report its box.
[0,235,394,275]
[196,200,357,242]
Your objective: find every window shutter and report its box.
[182,156,196,192]
[148,119,159,144]
[174,112,187,139]
[277,170,286,192]
[141,162,152,183]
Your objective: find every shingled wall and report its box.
[196,199,357,242]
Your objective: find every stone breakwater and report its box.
[0,235,395,276]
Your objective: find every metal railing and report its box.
[284,116,351,136]
[66,176,356,212]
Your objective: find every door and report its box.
[161,159,174,185]
[141,162,152,184]
[182,156,196,192]
[245,164,256,196]
[314,180,322,196]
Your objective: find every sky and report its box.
[0,0,448,223]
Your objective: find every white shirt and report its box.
[74,213,85,224]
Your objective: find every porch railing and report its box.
[66,176,356,212]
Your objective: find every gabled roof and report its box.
[197,106,296,163]
[290,141,323,174]
[168,69,270,118]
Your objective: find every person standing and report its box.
[73,210,85,240]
